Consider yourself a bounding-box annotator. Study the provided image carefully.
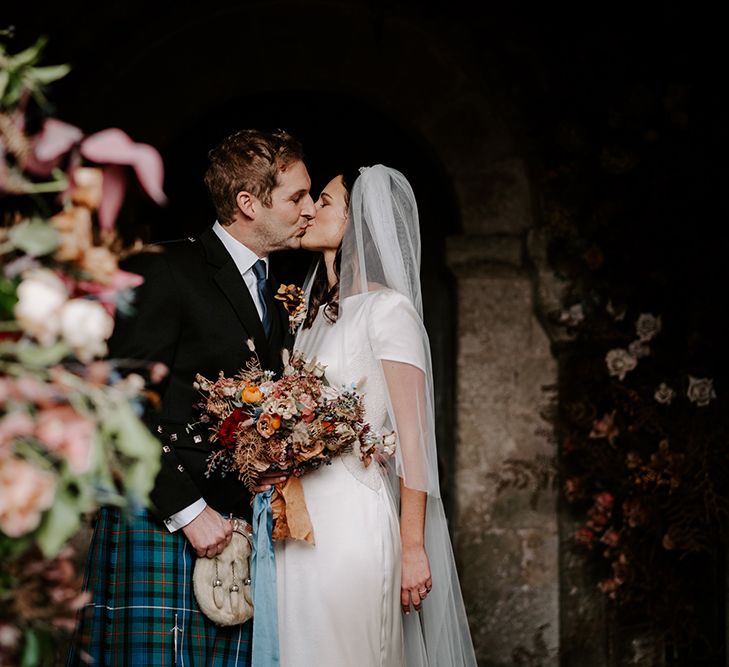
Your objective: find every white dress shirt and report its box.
[164,221,268,532]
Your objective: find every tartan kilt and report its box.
[66,507,252,666]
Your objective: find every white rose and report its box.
[605,349,638,381]
[654,383,675,405]
[636,313,662,342]
[60,299,114,362]
[13,268,68,345]
[687,376,716,407]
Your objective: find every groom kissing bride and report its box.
[68,128,476,667]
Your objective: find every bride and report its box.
[274,165,476,666]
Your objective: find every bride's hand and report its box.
[252,471,289,493]
[401,545,432,614]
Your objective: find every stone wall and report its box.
[447,161,559,666]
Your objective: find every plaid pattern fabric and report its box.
[67,507,252,666]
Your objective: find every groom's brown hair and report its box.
[204,128,304,224]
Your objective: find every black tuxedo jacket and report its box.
[108,226,292,521]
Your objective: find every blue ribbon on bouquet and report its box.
[251,487,280,667]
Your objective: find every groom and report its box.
[68,129,316,666]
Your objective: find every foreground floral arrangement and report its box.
[1,37,164,665]
[195,345,396,543]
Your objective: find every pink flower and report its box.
[0,411,35,453]
[14,375,60,407]
[594,492,615,511]
[564,477,580,500]
[589,411,619,445]
[601,529,621,548]
[575,527,595,547]
[35,405,95,473]
[598,578,620,599]
[622,498,647,527]
[0,456,57,537]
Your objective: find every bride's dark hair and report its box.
[303,167,360,329]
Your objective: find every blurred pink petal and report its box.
[33,118,83,162]
[111,269,145,291]
[80,128,167,205]
[76,270,143,319]
[98,165,126,231]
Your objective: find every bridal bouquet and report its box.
[194,345,396,543]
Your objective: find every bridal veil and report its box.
[335,165,478,666]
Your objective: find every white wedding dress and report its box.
[275,289,425,667]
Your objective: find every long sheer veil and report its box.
[335,165,477,665]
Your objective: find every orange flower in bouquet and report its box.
[194,344,397,544]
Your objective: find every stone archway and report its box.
[55,3,560,663]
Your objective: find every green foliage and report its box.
[0,37,69,110]
[7,219,60,257]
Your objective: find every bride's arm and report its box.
[382,359,433,614]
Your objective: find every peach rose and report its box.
[71,167,103,209]
[80,246,118,285]
[35,405,94,473]
[256,413,277,439]
[0,411,34,453]
[296,438,325,462]
[51,206,93,262]
[0,456,57,537]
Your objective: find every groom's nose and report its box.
[300,194,316,222]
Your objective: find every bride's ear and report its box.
[236,191,257,220]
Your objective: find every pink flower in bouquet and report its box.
[35,405,94,473]
[0,456,57,537]
[0,411,34,453]
[14,375,60,407]
[298,393,317,423]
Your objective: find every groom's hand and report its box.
[252,471,290,493]
[182,506,233,558]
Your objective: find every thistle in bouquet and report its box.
[195,342,396,543]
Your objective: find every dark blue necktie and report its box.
[252,259,272,336]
